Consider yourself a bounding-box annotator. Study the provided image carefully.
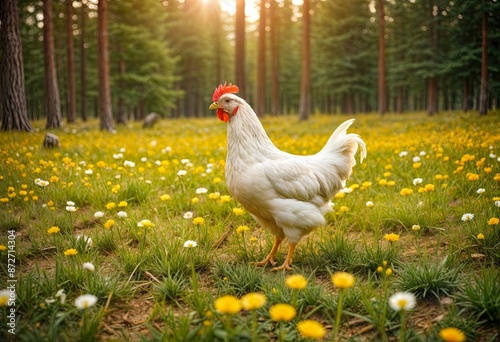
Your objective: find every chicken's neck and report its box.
[226,104,280,172]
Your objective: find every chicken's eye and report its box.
[225,99,230,103]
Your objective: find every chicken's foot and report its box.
[252,236,283,267]
[271,242,295,272]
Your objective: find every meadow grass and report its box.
[0,111,499,341]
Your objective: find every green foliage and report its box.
[396,258,460,300]
[455,268,500,325]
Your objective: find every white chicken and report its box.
[209,83,367,271]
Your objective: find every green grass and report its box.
[1,112,499,341]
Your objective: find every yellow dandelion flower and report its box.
[269,303,296,322]
[213,177,222,184]
[160,194,171,201]
[47,226,60,234]
[384,233,400,242]
[214,295,241,315]
[466,173,479,181]
[240,292,266,311]
[285,274,308,290]
[236,225,249,234]
[232,207,245,215]
[439,327,466,342]
[0,198,9,203]
[64,248,78,257]
[209,192,220,199]
[332,272,355,289]
[220,195,231,203]
[118,201,128,207]
[105,202,116,210]
[476,233,484,240]
[340,206,349,213]
[0,245,7,251]
[386,268,393,276]
[191,197,200,204]
[487,217,499,226]
[400,188,413,196]
[104,219,115,230]
[413,162,422,169]
[193,217,205,225]
[250,236,258,243]
[138,219,155,228]
[297,319,326,340]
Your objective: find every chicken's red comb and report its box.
[212,82,239,102]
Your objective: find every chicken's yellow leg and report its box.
[252,236,283,267]
[271,242,295,271]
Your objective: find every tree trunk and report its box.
[479,8,488,116]
[270,0,280,115]
[235,0,246,98]
[298,0,310,121]
[426,3,438,116]
[43,0,62,129]
[66,0,76,123]
[255,0,267,117]
[98,0,115,131]
[80,1,88,121]
[0,0,32,132]
[377,0,386,115]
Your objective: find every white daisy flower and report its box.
[183,240,198,248]
[123,160,135,168]
[177,170,187,176]
[117,211,128,218]
[412,178,423,186]
[461,213,474,222]
[366,201,374,208]
[85,169,93,175]
[476,188,485,194]
[412,156,421,163]
[74,294,98,309]
[82,262,95,272]
[55,289,66,304]
[195,187,208,194]
[94,211,105,218]
[389,292,416,312]
[183,211,193,219]
[399,151,408,157]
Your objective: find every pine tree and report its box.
[0,0,32,131]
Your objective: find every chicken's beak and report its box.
[209,102,220,110]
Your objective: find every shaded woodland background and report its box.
[1,0,499,131]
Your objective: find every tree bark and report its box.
[255,0,267,117]
[66,0,77,123]
[80,1,88,121]
[298,0,310,121]
[377,0,386,115]
[426,3,438,116]
[43,0,62,129]
[0,0,32,131]
[98,0,115,131]
[235,0,246,98]
[478,8,488,116]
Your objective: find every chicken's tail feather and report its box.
[319,119,367,180]
[321,119,366,163]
